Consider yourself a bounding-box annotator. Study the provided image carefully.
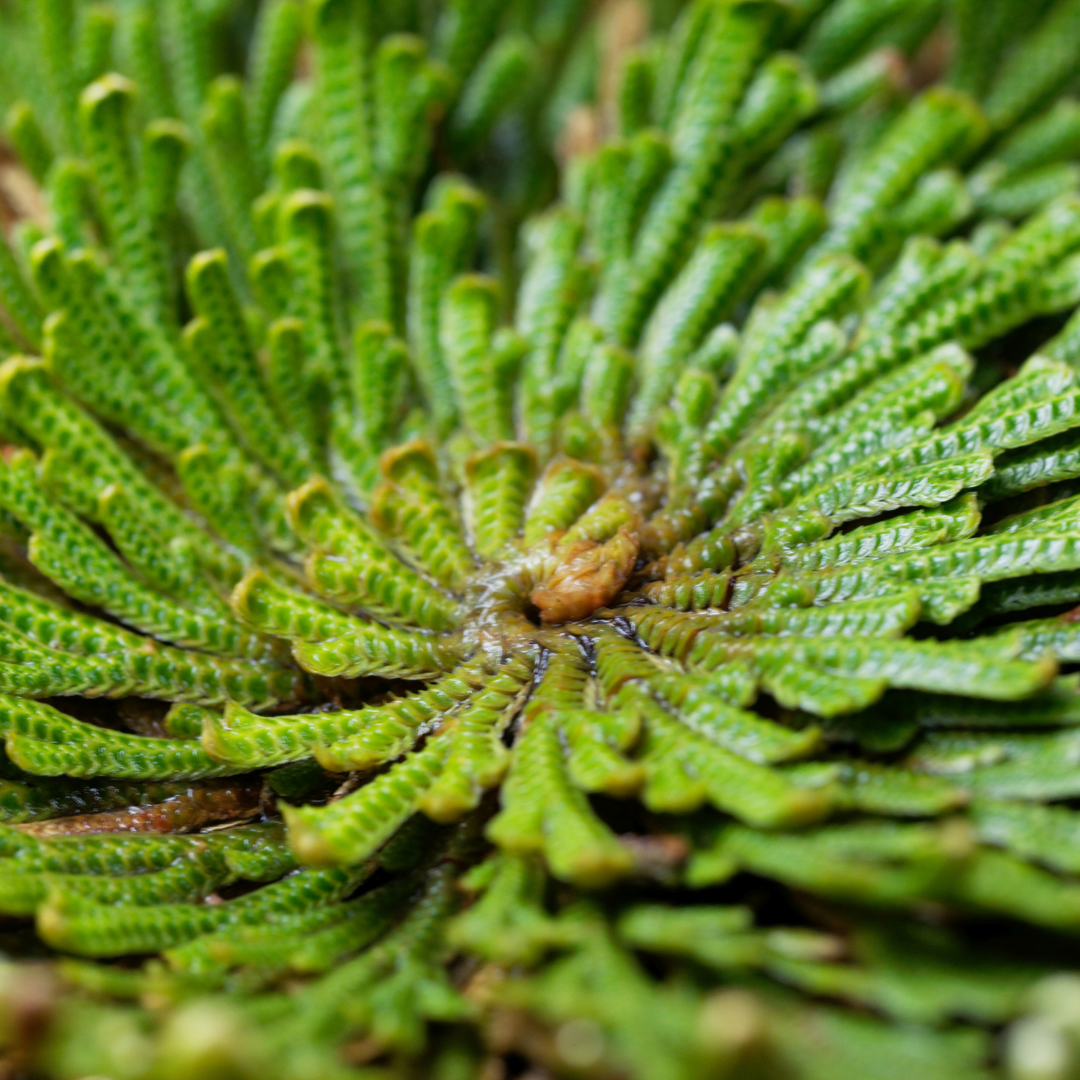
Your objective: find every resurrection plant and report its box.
[7,0,1080,1076]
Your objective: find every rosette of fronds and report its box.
[4,0,1080,1078]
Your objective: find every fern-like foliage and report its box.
[3,0,1080,1077]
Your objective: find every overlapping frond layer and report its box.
[4,0,1080,1078]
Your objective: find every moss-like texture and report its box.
[3,0,1080,1077]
